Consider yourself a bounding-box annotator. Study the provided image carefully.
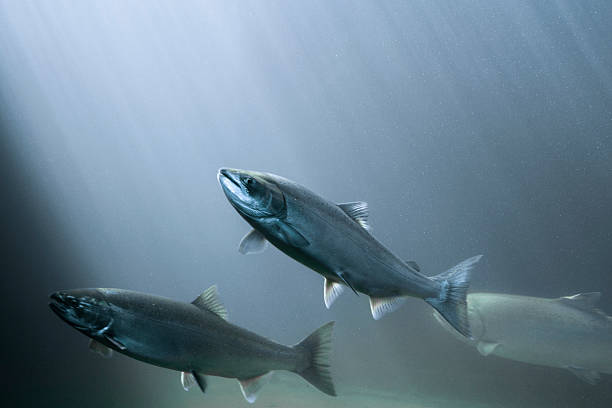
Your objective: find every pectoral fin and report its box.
[369,296,406,320]
[324,278,345,309]
[476,341,500,356]
[104,334,127,351]
[566,366,601,385]
[239,229,268,255]
[278,222,309,248]
[88,339,113,358]
[238,372,273,403]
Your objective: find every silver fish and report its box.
[49,286,336,403]
[434,292,612,384]
[218,168,482,337]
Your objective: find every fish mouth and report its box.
[48,300,66,315]
[218,168,244,199]
[49,292,67,311]
[49,292,72,322]
[48,292,87,330]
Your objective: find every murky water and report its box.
[1,1,611,407]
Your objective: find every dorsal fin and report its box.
[192,285,228,320]
[338,202,370,231]
[558,292,609,318]
[559,292,601,309]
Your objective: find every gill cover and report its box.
[218,169,286,219]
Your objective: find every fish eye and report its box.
[245,177,254,186]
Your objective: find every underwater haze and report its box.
[1,1,612,407]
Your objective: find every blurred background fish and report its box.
[434,292,612,384]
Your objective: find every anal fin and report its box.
[369,296,406,320]
[238,372,273,403]
[324,278,345,309]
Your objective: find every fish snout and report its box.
[49,291,71,316]
[49,291,63,302]
[49,291,81,306]
[217,168,242,185]
[49,289,113,332]
[49,291,70,306]
[50,290,79,309]
[218,168,245,198]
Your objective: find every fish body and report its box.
[250,176,434,298]
[434,292,612,384]
[218,168,482,337]
[49,286,335,402]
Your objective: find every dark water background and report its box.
[1,1,611,407]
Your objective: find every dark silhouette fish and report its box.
[218,168,482,337]
[49,285,336,403]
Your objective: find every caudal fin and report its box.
[425,255,482,338]
[293,321,336,397]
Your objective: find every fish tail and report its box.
[425,255,482,338]
[293,321,336,397]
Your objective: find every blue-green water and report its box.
[1,1,611,407]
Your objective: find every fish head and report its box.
[49,289,112,335]
[218,168,286,219]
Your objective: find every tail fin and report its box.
[293,321,336,397]
[425,255,482,338]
